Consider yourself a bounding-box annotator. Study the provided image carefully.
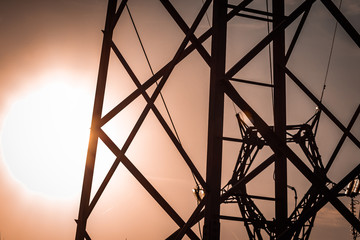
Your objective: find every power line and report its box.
[320,0,343,102]
[126,4,182,145]
[126,3,204,207]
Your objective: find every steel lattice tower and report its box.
[75,0,360,239]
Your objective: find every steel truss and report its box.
[75,0,360,239]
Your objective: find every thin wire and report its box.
[320,0,343,102]
[202,0,238,116]
[232,101,239,115]
[196,2,213,238]
[126,3,202,192]
[265,0,274,108]
[126,4,182,145]
[201,0,211,27]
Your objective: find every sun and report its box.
[0,75,94,199]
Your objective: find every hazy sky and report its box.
[0,0,359,239]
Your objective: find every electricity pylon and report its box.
[75,0,360,239]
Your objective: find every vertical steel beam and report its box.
[75,0,117,239]
[272,0,288,237]
[203,0,227,239]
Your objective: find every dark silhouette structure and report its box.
[75,0,360,239]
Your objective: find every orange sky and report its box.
[0,0,359,239]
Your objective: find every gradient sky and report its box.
[0,0,359,239]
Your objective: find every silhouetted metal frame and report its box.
[75,0,119,239]
[202,0,227,239]
[272,0,288,235]
[224,81,360,237]
[75,0,360,239]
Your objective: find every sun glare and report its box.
[1,75,94,199]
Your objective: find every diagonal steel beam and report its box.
[160,0,212,65]
[97,129,200,240]
[99,0,253,127]
[285,6,311,64]
[111,42,207,188]
[230,78,274,87]
[224,80,360,237]
[220,155,276,202]
[99,56,167,126]
[165,153,274,240]
[87,156,121,216]
[78,1,212,236]
[225,0,315,80]
[86,5,214,234]
[102,0,214,156]
[173,196,207,240]
[321,0,360,47]
[112,0,127,30]
[240,7,274,17]
[325,105,360,172]
[74,220,92,240]
[279,164,360,239]
[285,67,360,148]
[329,193,360,236]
